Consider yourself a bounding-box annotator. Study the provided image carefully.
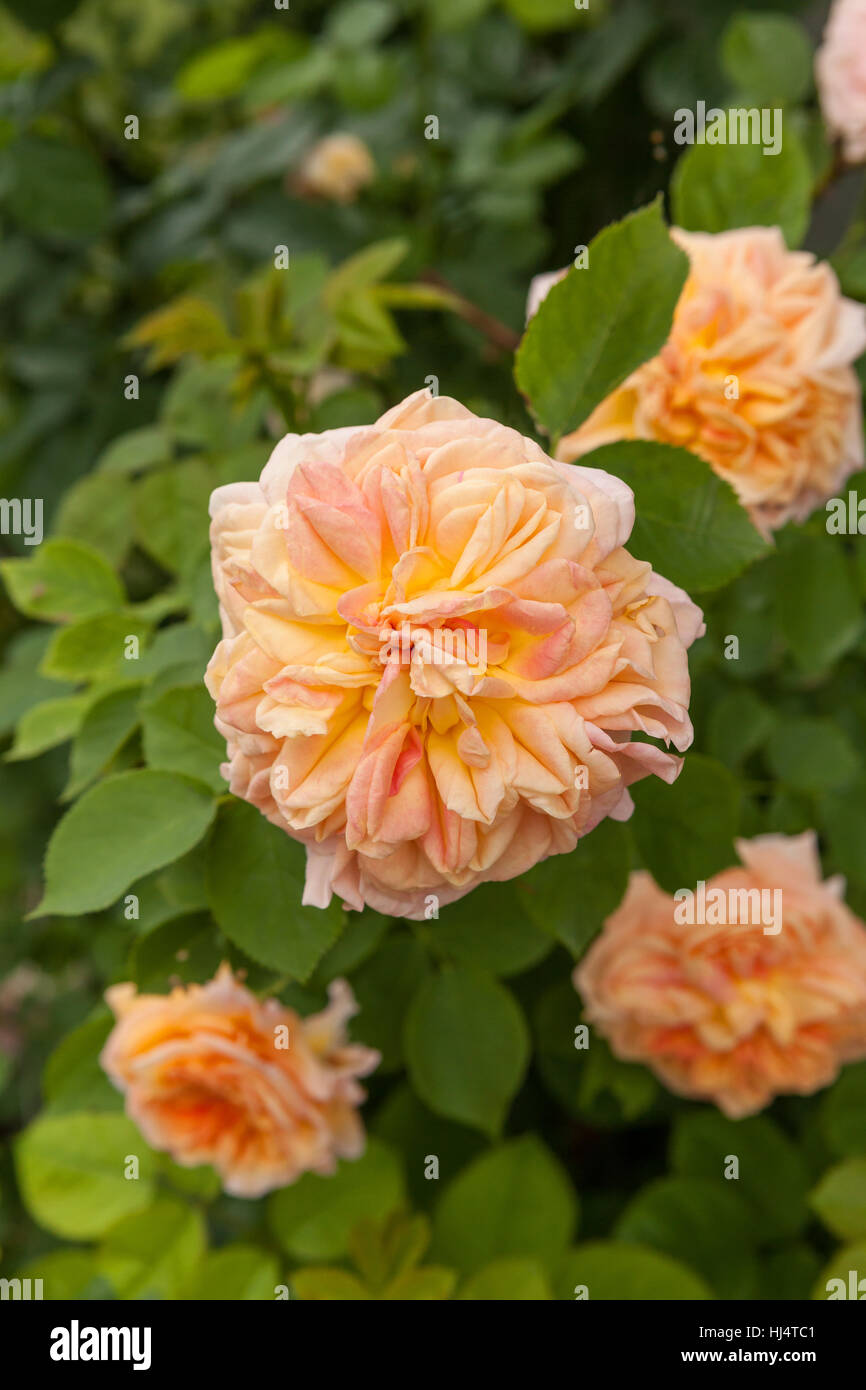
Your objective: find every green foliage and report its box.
[37,771,216,916]
[670,1111,810,1243]
[268,1140,405,1262]
[516,201,689,442]
[581,442,768,593]
[404,969,530,1135]
[616,1177,759,1299]
[811,1161,866,1241]
[671,131,813,249]
[554,1242,711,1300]
[518,818,630,958]
[720,13,813,107]
[630,755,740,894]
[205,800,344,979]
[0,0,864,1306]
[15,1113,157,1238]
[430,1136,577,1274]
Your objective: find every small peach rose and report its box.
[100,968,379,1198]
[817,0,866,164]
[205,389,704,919]
[575,833,866,1118]
[297,133,376,203]
[529,228,866,532]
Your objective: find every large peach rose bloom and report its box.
[817,0,866,164]
[575,833,866,1118]
[205,389,704,919]
[101,968,379,1197]
[530,228,866,532]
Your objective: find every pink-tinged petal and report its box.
[376,389,477,430]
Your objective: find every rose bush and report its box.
[1,0,866,1306]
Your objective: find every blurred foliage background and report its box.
[1,0,866,1301]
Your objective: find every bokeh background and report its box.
[1,0,866,1301]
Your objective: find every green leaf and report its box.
[819,779,866,887]
[459,1256,551,1299]
[431,1136,577,1275]
[671,132,812,249]
[4,136,110,241]
[515,201,689,440]
[814,1242,866,1300]
[97,426,173,475]
[40,613,151,682]
[1,538,123,622]
[767,717,860,794]
[616,1176,758,1299]
[129,913,222,991]
[63,686,143,799]
[518,819,630,958]
[6,693,90,761]
[502,0,587,32]
[128,296,235,370]
[426,0,492,32]
[12,1250,107,1301]
[811,1161,866,1241]
[42,1014,119,1116]
[708,688,775,769]
[133,460,212,574]
[577,442,767,593]
[97,1197,206,1299]
[348,1209,430,1287]
[205,800,343,980]
[15,1112,156,1239]
[176,30,296,102]
[182,1246,280,1300]
[324,238,409,307]
[371,1086,486,1209]
[268,1139,405,1261]
[291,1268,371,1300]
[350,937,431,1072]
[36,770,216,917]
[420,881,553,975]
[136,621,213,682]
[325,0,397,48]
[383,1266,456,1299]
[142,684,225,793]
[404,968,530,1135]
[52,472,135,567]
[313,909,390,983]
[821,1062,866,1158]
[773,533,863,673]
[0,630,72,737]
[671,1111,810,1242]
[721,13,813,105]
[534,980,659,1124]
[159,1156,220,1202]
[554,1242,710,1300]
[630,754,740,894]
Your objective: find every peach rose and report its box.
[100,968,379,1198]
[205,389,704,920]
[817,0,866,164]
[297,133,375,202]
[575,833,866,1118]
[529,228,866,532]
